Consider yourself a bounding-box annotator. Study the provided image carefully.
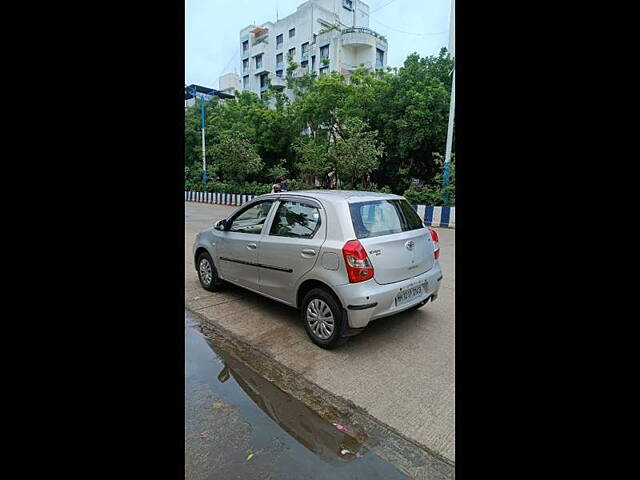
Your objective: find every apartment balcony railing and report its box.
[342,61,373,71]
[252,34,269,46]
[341,27,387,43]
[271,76,286,89]
[251,41,268,56]
[254,64,268,75]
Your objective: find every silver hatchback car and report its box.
[192,190,443,349]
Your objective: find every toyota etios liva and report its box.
[193,191,443,349]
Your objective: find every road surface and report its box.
[185,200,455,467]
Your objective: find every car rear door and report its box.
[257,197,326,304]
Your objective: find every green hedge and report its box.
[184,180,455,206]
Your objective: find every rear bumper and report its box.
[334,262,443,329]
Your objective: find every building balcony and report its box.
[342,61,373,71]
[252,34,268,46]
[254,67,268,77]
[271,76,286,89]
[341,27,387,48]
[250,41,268,56]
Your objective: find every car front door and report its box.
[216,200,275,290]
[257,198,326,304]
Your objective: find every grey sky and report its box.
[185,0,451,89]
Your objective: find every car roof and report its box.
[259,190,404,203]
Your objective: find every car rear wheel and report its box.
[197,251,225,292]
[301,288,347,349]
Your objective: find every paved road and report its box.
[185,201,455,464]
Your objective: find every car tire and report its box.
[301,288,348,350]
[196,251,225,292]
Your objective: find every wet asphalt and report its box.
[185,309,409,480]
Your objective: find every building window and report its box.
[276,34,283,48]
[242,40,248,53]
[311,55,316,70]
[301,42,309,55]
[260,73,269,90]
[255,54,263,69]
[276,70,283,78]
[243,75,249,88]
[343,0,354,11]
[376,48,384,68]
[301,60,308,68]
[289,28,295,38]
[242,58,249,73]
[320,66,329,76]
[320,45,329,60]
[288,47,296,58]
[276,53,283,66]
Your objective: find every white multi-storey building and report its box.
[218,73,241,96]
[236,0,387,97]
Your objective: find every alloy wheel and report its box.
[306,299,335,340]
[199,258,213,286]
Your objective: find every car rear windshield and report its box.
[349,199,425,239]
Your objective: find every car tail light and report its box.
[342,240,374,283]
[428,227,440,259]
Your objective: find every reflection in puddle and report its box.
[209,341,366,465]
[185,310,409,480]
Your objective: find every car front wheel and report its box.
[197,251,225,292]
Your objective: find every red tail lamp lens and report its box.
[342,240,374,283]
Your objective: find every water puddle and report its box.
[186,310,409,479]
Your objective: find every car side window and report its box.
[269,201,321,239]
[229,201,274,235]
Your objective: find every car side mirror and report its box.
[214,219,227,231]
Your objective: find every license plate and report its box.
[395,281,428,307]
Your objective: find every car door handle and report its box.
[301,248,316,256]
[247,243,257,250]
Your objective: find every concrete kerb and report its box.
[184,191,456,228]
[186,305,455,480]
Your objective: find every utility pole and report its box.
[442,0,455,203]
[201,96,207,183]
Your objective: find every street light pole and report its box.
[201,97,207,183]
[442,0,455,204]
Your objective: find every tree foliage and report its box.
[329,118,383,188]
[184,48,455,204]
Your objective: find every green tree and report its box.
[329,118,383,189]
[184,49,454,198]
[367,48,453,192]
[292,136,332,187]
[211,131,264,182]
[266,158,289,183]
